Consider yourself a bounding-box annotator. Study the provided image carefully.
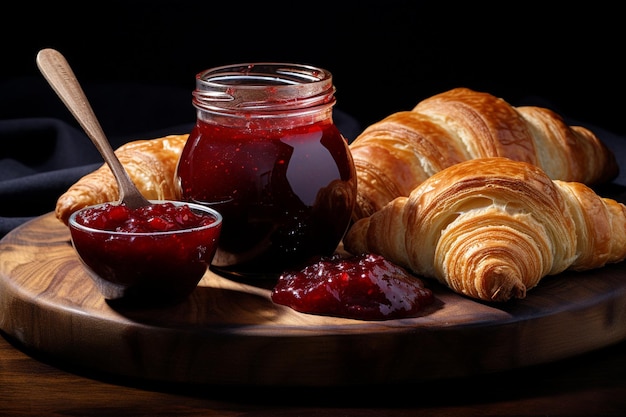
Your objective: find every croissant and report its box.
[350,87,618,220]
[343,157,626,302]
[55,134,188,225]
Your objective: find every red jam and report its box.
[271,253,434,320]
[69,202,221,303]
[177,119,356,277]
[75,202,217,232]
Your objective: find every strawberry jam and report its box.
[176,63,356,278]
[271,253,434,320]
[69,201,222,304]
[75,202,217,232]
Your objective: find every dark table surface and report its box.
[2,330,626,416]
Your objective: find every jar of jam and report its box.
[176,63,357,279]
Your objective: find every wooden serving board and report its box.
[2,212,626,386]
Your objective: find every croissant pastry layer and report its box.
[343,157,626,302]
[55,134,188,225]
[350,87,618,219]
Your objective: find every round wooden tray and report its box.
[2,212,626,386]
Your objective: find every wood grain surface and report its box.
[2,212,626,386]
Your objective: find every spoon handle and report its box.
[36,48,150,209]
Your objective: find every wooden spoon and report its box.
[36,48,151,209]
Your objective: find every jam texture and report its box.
[271,253,434,320]
[177,119,356,276]
[75,202,217,232]
[70,202,221,303]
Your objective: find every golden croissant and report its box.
[350,87,618,220]
[55,134,188,225]
[343,157,626,302]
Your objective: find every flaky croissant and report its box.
[343,157,626,302]
[55,134,188,225]
[350,87,618,220]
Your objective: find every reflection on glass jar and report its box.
[176,63,356,279]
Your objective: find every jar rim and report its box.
[196,62,333,86]
[193,62,336,114]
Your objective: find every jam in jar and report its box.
[176,63,357,278]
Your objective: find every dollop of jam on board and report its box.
[76,202,217,232]
[271,253,434,320]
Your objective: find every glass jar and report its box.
[176,63,356,279]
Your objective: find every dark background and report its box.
[2,1,624,139]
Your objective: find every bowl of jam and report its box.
[68,200,222,306]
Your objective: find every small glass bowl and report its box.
[68,200,222,306]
